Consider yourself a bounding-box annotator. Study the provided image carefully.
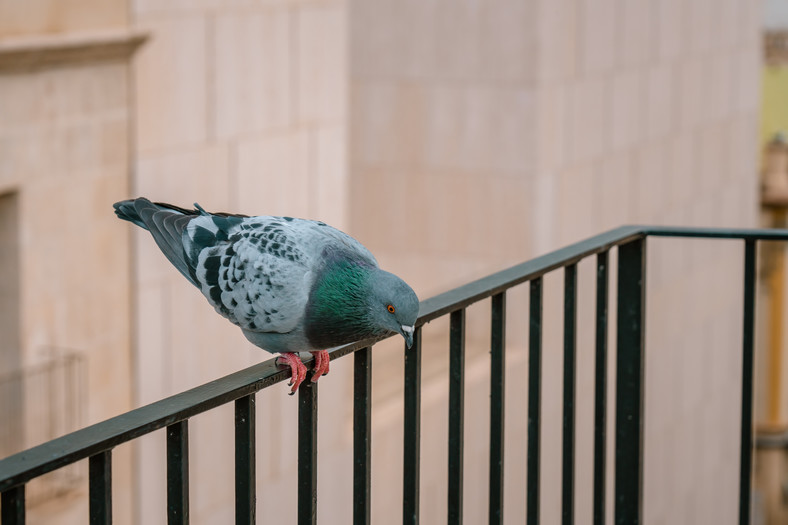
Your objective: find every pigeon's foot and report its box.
[276,352,307,395]
[310,350,330,383]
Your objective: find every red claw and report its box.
[276,352,308,395]
[310,350,331,382]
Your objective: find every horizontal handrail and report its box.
[0,223,785,493]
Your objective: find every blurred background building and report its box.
[757,1,788,523]
[0,0,783,523]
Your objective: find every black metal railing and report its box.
[0,225,783,525]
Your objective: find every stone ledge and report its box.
[0,29,148,73]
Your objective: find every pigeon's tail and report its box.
[114,198,198,286]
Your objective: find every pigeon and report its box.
[114,198,419,394]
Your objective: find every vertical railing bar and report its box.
[489,292,506,525]
[89,449,112,524]
[167,420,189,525]
[1,485,25,525]
[739,239,757,525]
[403,327,423,525]
[614,238,646,525]
[354,347,372,525]
[298,381,318,525]
[448,309,466,525]
[562,264,578,525]
[593,251,609,525]
[527,278,543,525]
[235,394,256,525]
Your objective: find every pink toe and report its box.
[279,353,307,394]
[310,350,330,382]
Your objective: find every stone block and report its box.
[610,70,642,152]
[478,0,537,83]
[298,5,346,123]
[568,77,608,163]
[0,0,128,38]
[236,130,311,217]
[598,151,634,229]
[634,141,667,223]
[535,0,578,82]
[675,59,703,131]
[687,0,712,55]
[491,87,537,175]
[734,46,761,115]
[667,132,696,208]
[213,8,291,138]
[645,64,674,141]
[558,164,596,244]
[313,125,349,228]
[422,85,464,172]
[656,0,684,62]
[134,14,207,151]
[579,0,616,74]
[135,144,231,208]
[535,84,569,173]
[134,284,168,404]
[617,0,654,68]
[349,0,403,80]
[433,0,482,81]
[351,82,425,169]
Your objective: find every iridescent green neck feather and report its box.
[305,261,382,348]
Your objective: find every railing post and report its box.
[527,278,543,525]
[615,237,646,525]
[739,240,757,525]
[593,251,610,525]
[235,394,256,525]
[89,449,112,524]
[448,310,466,525]
[489,292,506,525]
[403,327,423,525]
[1,485,25,525]
[562,265,577,525]
[354,347,372,525]
[167,420,189,525]
[298,381,318,525]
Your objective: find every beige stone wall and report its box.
[350,0,762,524]
[0,2,136,521]
[0,0,128,39]
[129,1,351,523]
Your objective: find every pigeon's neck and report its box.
[304,260,382,349]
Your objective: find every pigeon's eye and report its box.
[387,304,396,314]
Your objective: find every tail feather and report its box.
[113,199,149,229]
[114,198,198,286]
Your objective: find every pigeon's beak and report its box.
[400,325,414,348]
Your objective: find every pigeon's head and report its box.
[368,269,419,348]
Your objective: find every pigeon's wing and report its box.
[185,215,376,334]
[184,216,309,333]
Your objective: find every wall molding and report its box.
[0,29,147,73]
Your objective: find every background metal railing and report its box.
[0,353,85,507]
[1,225,782,525]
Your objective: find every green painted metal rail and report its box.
[1,224,781,525]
